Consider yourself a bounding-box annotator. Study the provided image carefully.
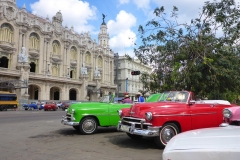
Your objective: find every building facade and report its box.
[114,54,152,101]
[0,0,116,101]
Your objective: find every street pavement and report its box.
[0,110,163,160]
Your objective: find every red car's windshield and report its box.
[159,91,190,103]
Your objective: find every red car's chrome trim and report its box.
[153,112,217,117]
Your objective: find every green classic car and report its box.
[61,93,161,134]
[146,93,162,102]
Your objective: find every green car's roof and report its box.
[146,93,162,102]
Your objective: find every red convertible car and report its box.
[117,91,236,148]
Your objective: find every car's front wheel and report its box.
[79,117,98,135]
[126,133,143,139]
[154,123,179,149]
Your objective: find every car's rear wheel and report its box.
[126,133,143,139]
[154,123,179,149]
[79,117,98,135]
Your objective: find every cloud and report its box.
[133,0,151,10]
[107,10,136,35]
[107,10,137,56]
[109,29,136,49]
[118,0,130,5]
[30,0,97,33]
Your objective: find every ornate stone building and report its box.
[0,0,116,101]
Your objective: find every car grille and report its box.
[121,117,152,129]
[66,113,72,121]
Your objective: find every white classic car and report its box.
[162,125,240,160]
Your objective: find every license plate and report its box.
[120,125,130,132]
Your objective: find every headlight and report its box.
[117,110,122,116]
[72,109,75,114]
[223,108,232,119]
[145,112,152,121]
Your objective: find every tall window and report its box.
[85,51,91,65]
[70,69,76,79]
[52,40,60,55]
[0,23,13,43]
[98,56,103,68]
[29,33,40,50]
[70,46,77,60]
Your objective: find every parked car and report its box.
[44,102,57,111]
[61,94,159,135]
[163,108,240,160]
[162,125,240,160]
[146,93,162,102]
[41,102,45,108]
[23,102,45,110]
[220,106,240,126]
[117,91,236,148]
[23,102,44,110]
[61,101,71,111]
[57,102,62,109]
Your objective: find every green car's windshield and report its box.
[159,91,189,103]
[99,95,113,103]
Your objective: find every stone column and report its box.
[80,75,89,100]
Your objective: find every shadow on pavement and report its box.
[105,132,160,150]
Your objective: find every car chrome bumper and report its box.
[219,122,230,127]
[61,116,79,126]
[117,121,160,137]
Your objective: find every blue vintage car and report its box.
[23,102,44,110]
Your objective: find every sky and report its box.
[15,0,228,57]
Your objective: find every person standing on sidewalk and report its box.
[37,100,41,111]
[122,95,133,104]
[136,92,145,102]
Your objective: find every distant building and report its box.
[0,0,116,101]
[114,55,152,100]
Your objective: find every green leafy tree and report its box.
[134,0,240,101]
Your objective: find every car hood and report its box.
[128,101,186,118]
[67,102,131,113]
[164,126,240,152]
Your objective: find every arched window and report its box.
[52,40,60,55]
[0,23,13,43]
[0,56,9,68]
[85,51,91,65]
[29,33,40,50]
[70,69,76,79]
[98,56,103,68]
[70,46,77,59]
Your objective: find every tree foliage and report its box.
[135,0,240,101]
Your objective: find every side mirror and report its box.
[189,100,196,105]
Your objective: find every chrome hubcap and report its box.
[82,119,96,133]
[161,127,176,144]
